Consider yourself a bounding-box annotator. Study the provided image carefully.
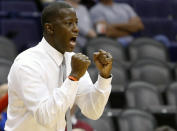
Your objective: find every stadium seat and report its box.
[0,1,38,12]
[128,37,169,62]
[142,18,176,41]
[172,21,177,41]
[79,115,115,131]
[126,81,163,110]
[85,37,128,67]
[0,18,42,52]
[133,0,171,18]
[130,59,172,92]
[0,58,12,85]
[167,82,177,106]
[87,64,128,92]
[111,65,128,92]
[87,66,98,83]
[117,109,157,131]
[0,36,17,61]
[171,0,177,20]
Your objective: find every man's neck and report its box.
[44,34,54,48]
[43,35,64,54]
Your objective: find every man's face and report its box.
[51,8,79,54]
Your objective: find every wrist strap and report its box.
[68,76,78,81]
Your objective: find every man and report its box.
[90,0,144,45]
[5,1,113,131]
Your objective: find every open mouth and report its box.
[70,37,77,46]
[70,37,76,42]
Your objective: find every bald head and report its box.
[41,1,73,29]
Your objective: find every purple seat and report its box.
[167,82,177,106]
[0,59,12,84]
[0,18,42,52]
[126,81,164,110]
[173,21,177,39]
[118,109,156,131]
[133,0,171,18]
[171,0,177,20]
[142,18,176,40]
[130,59,172,92]
[0,1,38,12]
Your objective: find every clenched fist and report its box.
[93,49,112,78]
[70,53,91,80]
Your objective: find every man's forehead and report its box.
[57,8,77,19]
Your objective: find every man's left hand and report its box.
[93,49,113,78]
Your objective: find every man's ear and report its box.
[44,23,54,35]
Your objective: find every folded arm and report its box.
[111,17,144,33]
[97,17,144,38]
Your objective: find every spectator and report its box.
[65,0,97,48]
[90,0,144,46]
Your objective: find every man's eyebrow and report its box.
[63,17,78,21]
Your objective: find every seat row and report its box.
[79,107,177,131]
[0,35,173,63]
[82,37,177,94]
[84,37,173,65]
[0,0,176,20]
[0,36,177,86]
[115,0,177,20]
[80,80,177,130]
[0,17,42,53]
[142,18,177,41]
[88,59,177,92]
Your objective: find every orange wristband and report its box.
[68,76,78,81]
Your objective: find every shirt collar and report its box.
[40,37,64,66]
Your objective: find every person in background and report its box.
[90,0,144,46]
[65,0,97,49]
[5,1,113,131]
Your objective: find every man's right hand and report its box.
[70,53,91,80]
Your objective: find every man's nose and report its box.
[72,23,79,34]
